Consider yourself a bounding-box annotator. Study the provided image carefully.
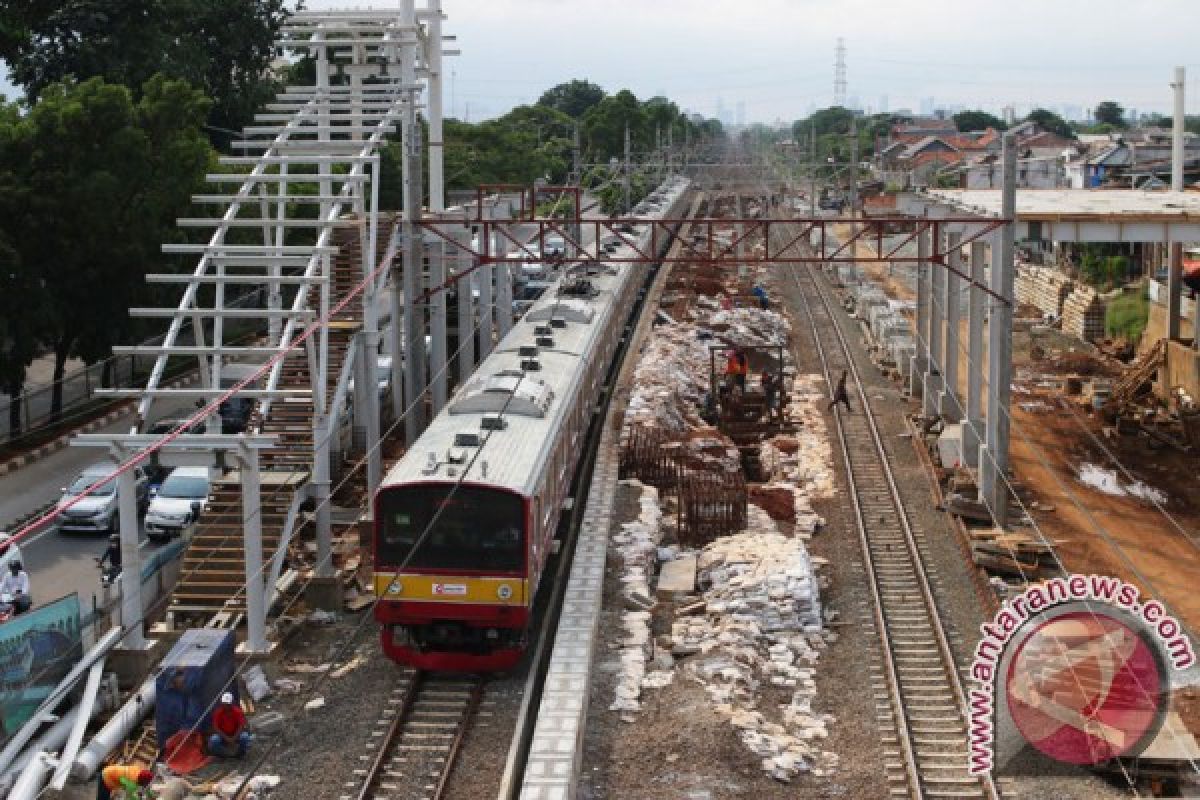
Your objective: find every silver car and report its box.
[58,464,149,534]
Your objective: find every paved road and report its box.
[1,401,194,613]
[2,190,609,613]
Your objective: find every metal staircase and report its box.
[86,9,431,646]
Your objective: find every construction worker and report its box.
[96,764,152,800]
[208,692,251,758]
[724,349,741,391]
[752,284,769,310]
[725,349,749,393]
[828,369,853,413]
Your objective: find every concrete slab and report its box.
[657,554,697,598]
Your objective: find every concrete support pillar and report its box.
[455,228,476,385]
[401,0,426,445]
[241,449,268,653]
[909,228,930,398]
[478,206,495,362]
[940,231,963,421]
[923,226,945,417]
[429,237,448,412]
[362,157,382,497]
[117,468,144,650]
[980,133,1017,528]
[1169,242,1183,342]
[426,0,445,214]
[388,267,406,424]
[355,331,381,495]
[494,220,513,338]
[963,239,987,465]
[313,412,333,578]
[1173,66,1186,193]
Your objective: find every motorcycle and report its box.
[0,592,27,623]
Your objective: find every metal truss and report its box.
[87,5,448,649]
[418,210,1009,298]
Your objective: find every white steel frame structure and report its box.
[84,4,453,651]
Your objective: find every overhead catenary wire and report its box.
[766,192,1172,789]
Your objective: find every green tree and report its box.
[1094,101,1126,129]
[581,89,646,162]
[537,80,606,119]
[0,99,44,437]
[793,106,856,140]
[9,76,212,417]
[1025,108,1075,139]
[0,0,289,136]
[952,110,1006,132]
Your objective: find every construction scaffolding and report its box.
[77,4,451,651]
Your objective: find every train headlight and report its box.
[387,581,402,595]
[497,584,513,601]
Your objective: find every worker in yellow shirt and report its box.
[96,764,153,800]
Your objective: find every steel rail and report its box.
[785,246,1000,800]
[351,670,482,800]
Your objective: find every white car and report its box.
[144,466,212,542]
[58,464,149,534]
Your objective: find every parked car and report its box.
[58,464,150,534]
[144,466,212,543]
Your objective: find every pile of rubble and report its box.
[752,373,836,530]
[702,302,792,349]
[624,322,712,435]
[669,507,837,782]
[607,480,838,782]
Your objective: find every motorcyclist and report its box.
[97,534,122,583]
[0,561,31,614]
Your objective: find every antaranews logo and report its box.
[967,574,1195,776]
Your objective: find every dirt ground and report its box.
[854,242,1200,742]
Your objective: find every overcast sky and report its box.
[7,1,1199,125]
[310,0,1200,125]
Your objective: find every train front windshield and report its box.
[377,485,525,573]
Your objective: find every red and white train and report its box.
[373,177,692,671]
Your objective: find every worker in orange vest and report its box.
[96,764,152,800]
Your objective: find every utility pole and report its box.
[623,123,632,213]
[666,124,673,173]
[1169,66,1186,343]
[810,120,817,217]
[400,0,426,445]
[572,124,581,180]
[981,133,1016,528]
[849,117,859,215]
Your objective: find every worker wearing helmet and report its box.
[208,692,251,758]
[96,764,152,800]
[97,534,122,584]
[0,560,31,613]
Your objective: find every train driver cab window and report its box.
[378,485,525,573]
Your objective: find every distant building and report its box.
[962,154,1065,189]
[1064,128,1200,188]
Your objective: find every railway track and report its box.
[347,670,483,800]
[786,255,1000,800]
